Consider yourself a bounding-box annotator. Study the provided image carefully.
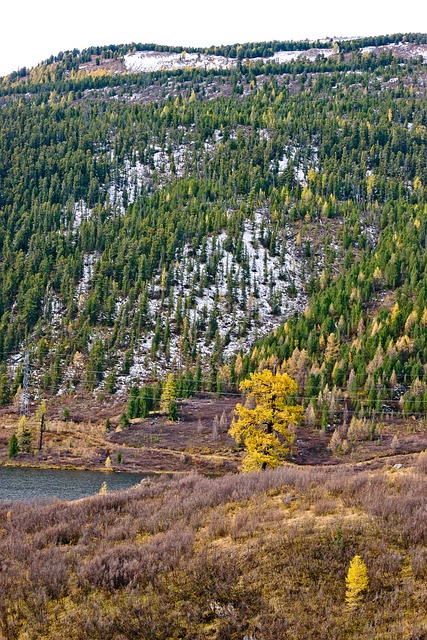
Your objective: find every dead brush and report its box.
[312,498,339,516]
[415,450,427,475]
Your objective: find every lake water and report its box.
[0,466,151,502]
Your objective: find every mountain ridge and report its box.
[0,32,426,438]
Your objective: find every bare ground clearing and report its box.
[2,394,427,474]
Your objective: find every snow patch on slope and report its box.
[63,127,222,227]
[72,200,92,231]
[361,42,427,62]
[124,52,231,73]
[273,48,334,63]
[116,209,307,387]
[124,49,335,74]
[75,253,100,308]
[273,145,319,186]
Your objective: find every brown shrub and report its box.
[416,450,427,475]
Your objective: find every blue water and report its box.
[0,466,151,502]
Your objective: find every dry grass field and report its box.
[3,462,427,638]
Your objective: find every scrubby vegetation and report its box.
[2,463,427,638]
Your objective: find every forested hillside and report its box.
[0,33,427,425]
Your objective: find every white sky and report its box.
[0,0,426,77]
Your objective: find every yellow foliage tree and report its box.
[99,481,108,495]
[160,373,178,421]
[229,370,303,472]
[16,415,32,453]
[345,555,369,608]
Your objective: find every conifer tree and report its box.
[16,416,32,454]
[161,373,178,421]
[0,367,10,407]
[119,412,130,429]
[105,369,117,394]
[8,432,19,458]
[127,386,140,418]
[229,370,303,471]
[345,555,369,608]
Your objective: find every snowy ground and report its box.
[72,200,92,231]
[102,130,221,215]
[118,209,307,388]
[273,145,319,186]
[124,52,231,73]
[75,253,100,308]
[51,200,309,393]
[123,42,427,77]
[272,49,334,64]
[53,128,312,389]
[361,42,427,62]
[123,48,335,74]
[62,134,203,225]
[33,124,313,393]
[65,130,319,232]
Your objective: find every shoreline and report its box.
[0,459,183,475]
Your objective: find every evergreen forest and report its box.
[0,33,427,426]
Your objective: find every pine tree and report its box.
[8,432,19,458]
[0,367,10,406]
[345,555,369,608]
[119,412,130,429]
[128,386,140,418]
[105,369,117,394]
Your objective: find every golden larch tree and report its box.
[160,373,178,421]
[345,555,369,608]
[229,370,303,472]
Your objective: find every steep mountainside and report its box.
[0,33,427,424]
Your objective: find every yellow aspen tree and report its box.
[345,555,369,608]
